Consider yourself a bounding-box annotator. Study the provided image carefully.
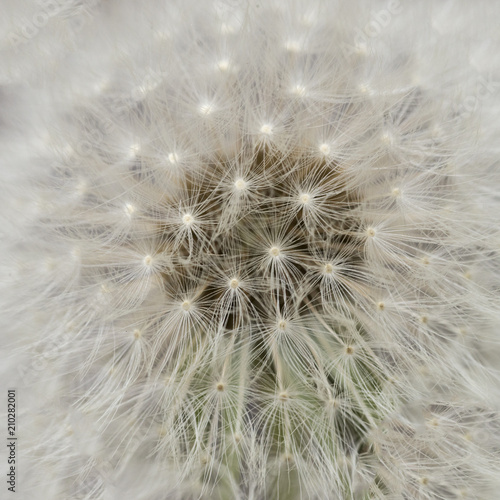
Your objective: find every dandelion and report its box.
[1,0,500,499]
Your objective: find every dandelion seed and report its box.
[285,39,302,53]
[269,246,281,257]
[290,84,307,96]
[123,203,137,221]
[182,213,194,226]
[380,131,394,145]
[299,193,311,205]
[358,81,371,93]
[319,143,331,156]
[324,263,334,274]
[260,123,273,136]
[234,178,247,191]
[167,152,179,165]
[198,103,214,116]
[128,143,141,157]
[216,59,231,72]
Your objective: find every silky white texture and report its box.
[1,1,500,499]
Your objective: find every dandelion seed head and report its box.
[4,1,500,499]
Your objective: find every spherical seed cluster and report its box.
[1,1,500,499]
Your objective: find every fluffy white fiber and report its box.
[1,1,500,499]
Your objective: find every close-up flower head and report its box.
[1,1,500,499]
